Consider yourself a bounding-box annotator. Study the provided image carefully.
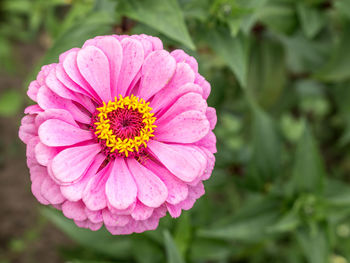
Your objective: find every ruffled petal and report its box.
[127,158,168,208]
[145,160,188,205]
[60,154,105,201]
[105,158,137,210]
[39,119,93,147]
[155,110,210,144]
[138,50,176,101]
[92,36,123,98]
[51,143,101,184]
[77,46,112,102]
[148,141,206,182]
[82,163,110,211]
[117,38,144,97]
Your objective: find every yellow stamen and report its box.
[94,95,156,157]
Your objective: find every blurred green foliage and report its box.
[1,0,350,262]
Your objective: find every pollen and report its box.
[93,95,156,158]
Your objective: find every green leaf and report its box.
[119,0,195,50]
[315,25,350,82]
[290,125,326,195]
[163,230,185,263]
[257,2,297,34]
[267,210,300,234]
[296,227,329,263]
[208,27,250,87]
[173,212,191,257]
[189,238,231,262]
[131,236,164,263]
[42,208,132,260]
[0,89,23,116]
[197,197,280,241]
[247,108,281,188]
[247,37,287,108]
[297,4,325,39]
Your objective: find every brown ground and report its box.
[0,43,70,263]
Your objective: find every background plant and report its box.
[1,0,350,262]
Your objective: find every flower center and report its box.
[93,95,156,158]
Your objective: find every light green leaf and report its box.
[267,210,300,234]
[173,212,191,257]
[0,90,23,116]
[163,230,185,263]
[297,4,325,39]
[197,197,279,241]
[119,0,195,50]
[297,227,329,263]
[291,125,326,195]
[42,208,132,260]
[208,27,250,87]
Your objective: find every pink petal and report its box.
[105,158,137,210]
[156,92,207,122]
[102,209,130,227]
[35,142,57,166]
[131,201,154,221]
[63,51,98,99]
[85,208,103,223]
[127,158,168,208]
[24,105,43,114]
[51,143,101,184]
[155,110,210,144]
[195,74,211,100]
[171,49,198,72]
[92,36,123,97]
[27,80,40,102]
[39,119,93,147]
[35,108,78,128]
[77,46,112,102]
[166,203,182,218]
[60,154,105,201]
[62,201,87,221]
[195,131,217,153]
[46,67,76,101]
[56,63,94,101]
[82,163,110,211]
[117,38,144,97]
[206,107,217,130]
[148,141,206,182]
[37,86,90,124]
[40,176,65,204]
[150,83,203,113]
[145,161,188,205]
[138,50,176,101]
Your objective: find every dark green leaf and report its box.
[316,25,350,82]
[119,0,195,50]
[247,108,281,188]
[208,27,250,87]
[290,125,326,194]
[247,37,287,108]
[297,4,325,39]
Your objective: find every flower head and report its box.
[19,34,217,234]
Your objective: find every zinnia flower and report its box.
[19,34,217,234]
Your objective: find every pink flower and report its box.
[19,34,217,235]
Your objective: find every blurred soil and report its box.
[0,43,70,263]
